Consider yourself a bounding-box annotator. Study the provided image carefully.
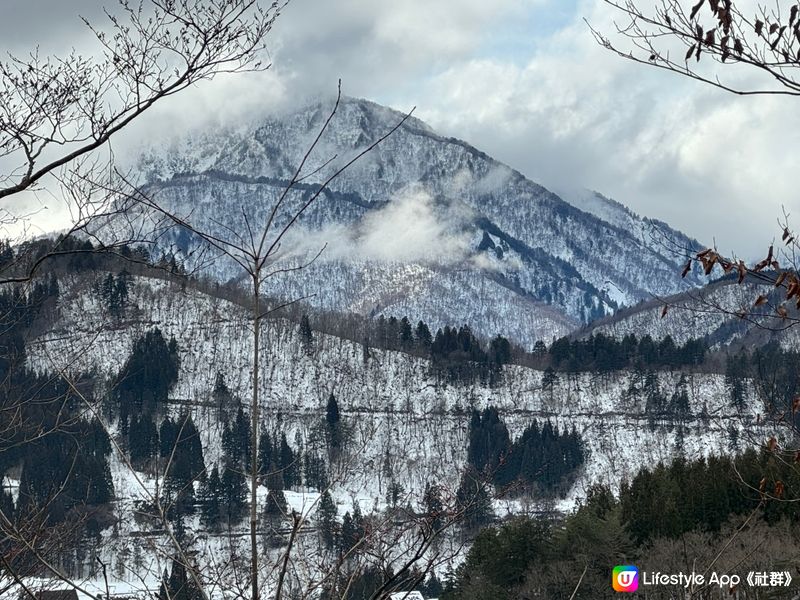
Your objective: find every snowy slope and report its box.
[99,97,707,348]
[19,272,777,596]
[27,274,772,509]
[582,276,795,348]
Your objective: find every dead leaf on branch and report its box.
[690,0,705,21]
[775,480,785,498]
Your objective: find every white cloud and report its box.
[282,185,476,265]
[401,0,800,259]
[1,0,796,261]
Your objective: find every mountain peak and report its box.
[129,96,704,347]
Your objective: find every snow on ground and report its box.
[18,272,777,593]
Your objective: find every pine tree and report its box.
[299,314,314,355]
[236,407,252,469]
[160,416,177,459]
[325,392,341,452]
[339,511,354,551]
[415,320,432,351]
[158,569,169,600]
[317,490,338,550]
[456,466,494,532]
[200,466,222,529]
[399,317,413,348]
[303,452,328,490]
[542,367,559,392]
[466,407,510,473]
[0,486,14,521]
[223,407,250,468]
[257,428,274,485]
[220,465,247,523]
[212,372,237,422]
[279,433,297,488]
[264,463,287,520]
[130,414,158,468]
[115,328,180,420]
[165,557,202,600]
[177,413,205,481]
[490,335,512,366]
[423,483,444,531]
[386,479,405,509]
[164,452,195,518]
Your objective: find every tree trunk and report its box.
[251,272,261,600]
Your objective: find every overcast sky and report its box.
[2,0,796,259]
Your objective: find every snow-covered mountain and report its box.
[118,97,705,347]
[581,274,800,350]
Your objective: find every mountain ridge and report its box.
[117,96,707,347]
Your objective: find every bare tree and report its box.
[593,0,800,96]
[106,83,419,599]
[0,0,286,283]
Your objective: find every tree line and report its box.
[443,447,798,598]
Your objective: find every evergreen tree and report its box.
[160,416,178,459]
[257,428,274,485]
[223,407,250,468]
[176,413,205,481]
[220,465,247,523]
[669,375,691,422]
[158,569,169,600]
[399,317,413,348]
[423,483,444,531]
[325,392,340,428]
[303,452,328,490]
[726,352,749,410]
[264,463,287,520]
[325,392,341,452]
[466,407,510,474]
[200,466,222,528]
[0,486,14,521]
[489,335,512,366]
[386,479,405,509]
[129,414,158,468]
[456,466,494,532]
[299,313,314,355]
[164,451,195,519]
[115,328,180,421]
[541,367,559,391]
[212,372,237,422]
[164,557,202,600]
[279,433,298,488]
[340,502,365,552]
[317,489,338,550]
[415,320,432,351]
